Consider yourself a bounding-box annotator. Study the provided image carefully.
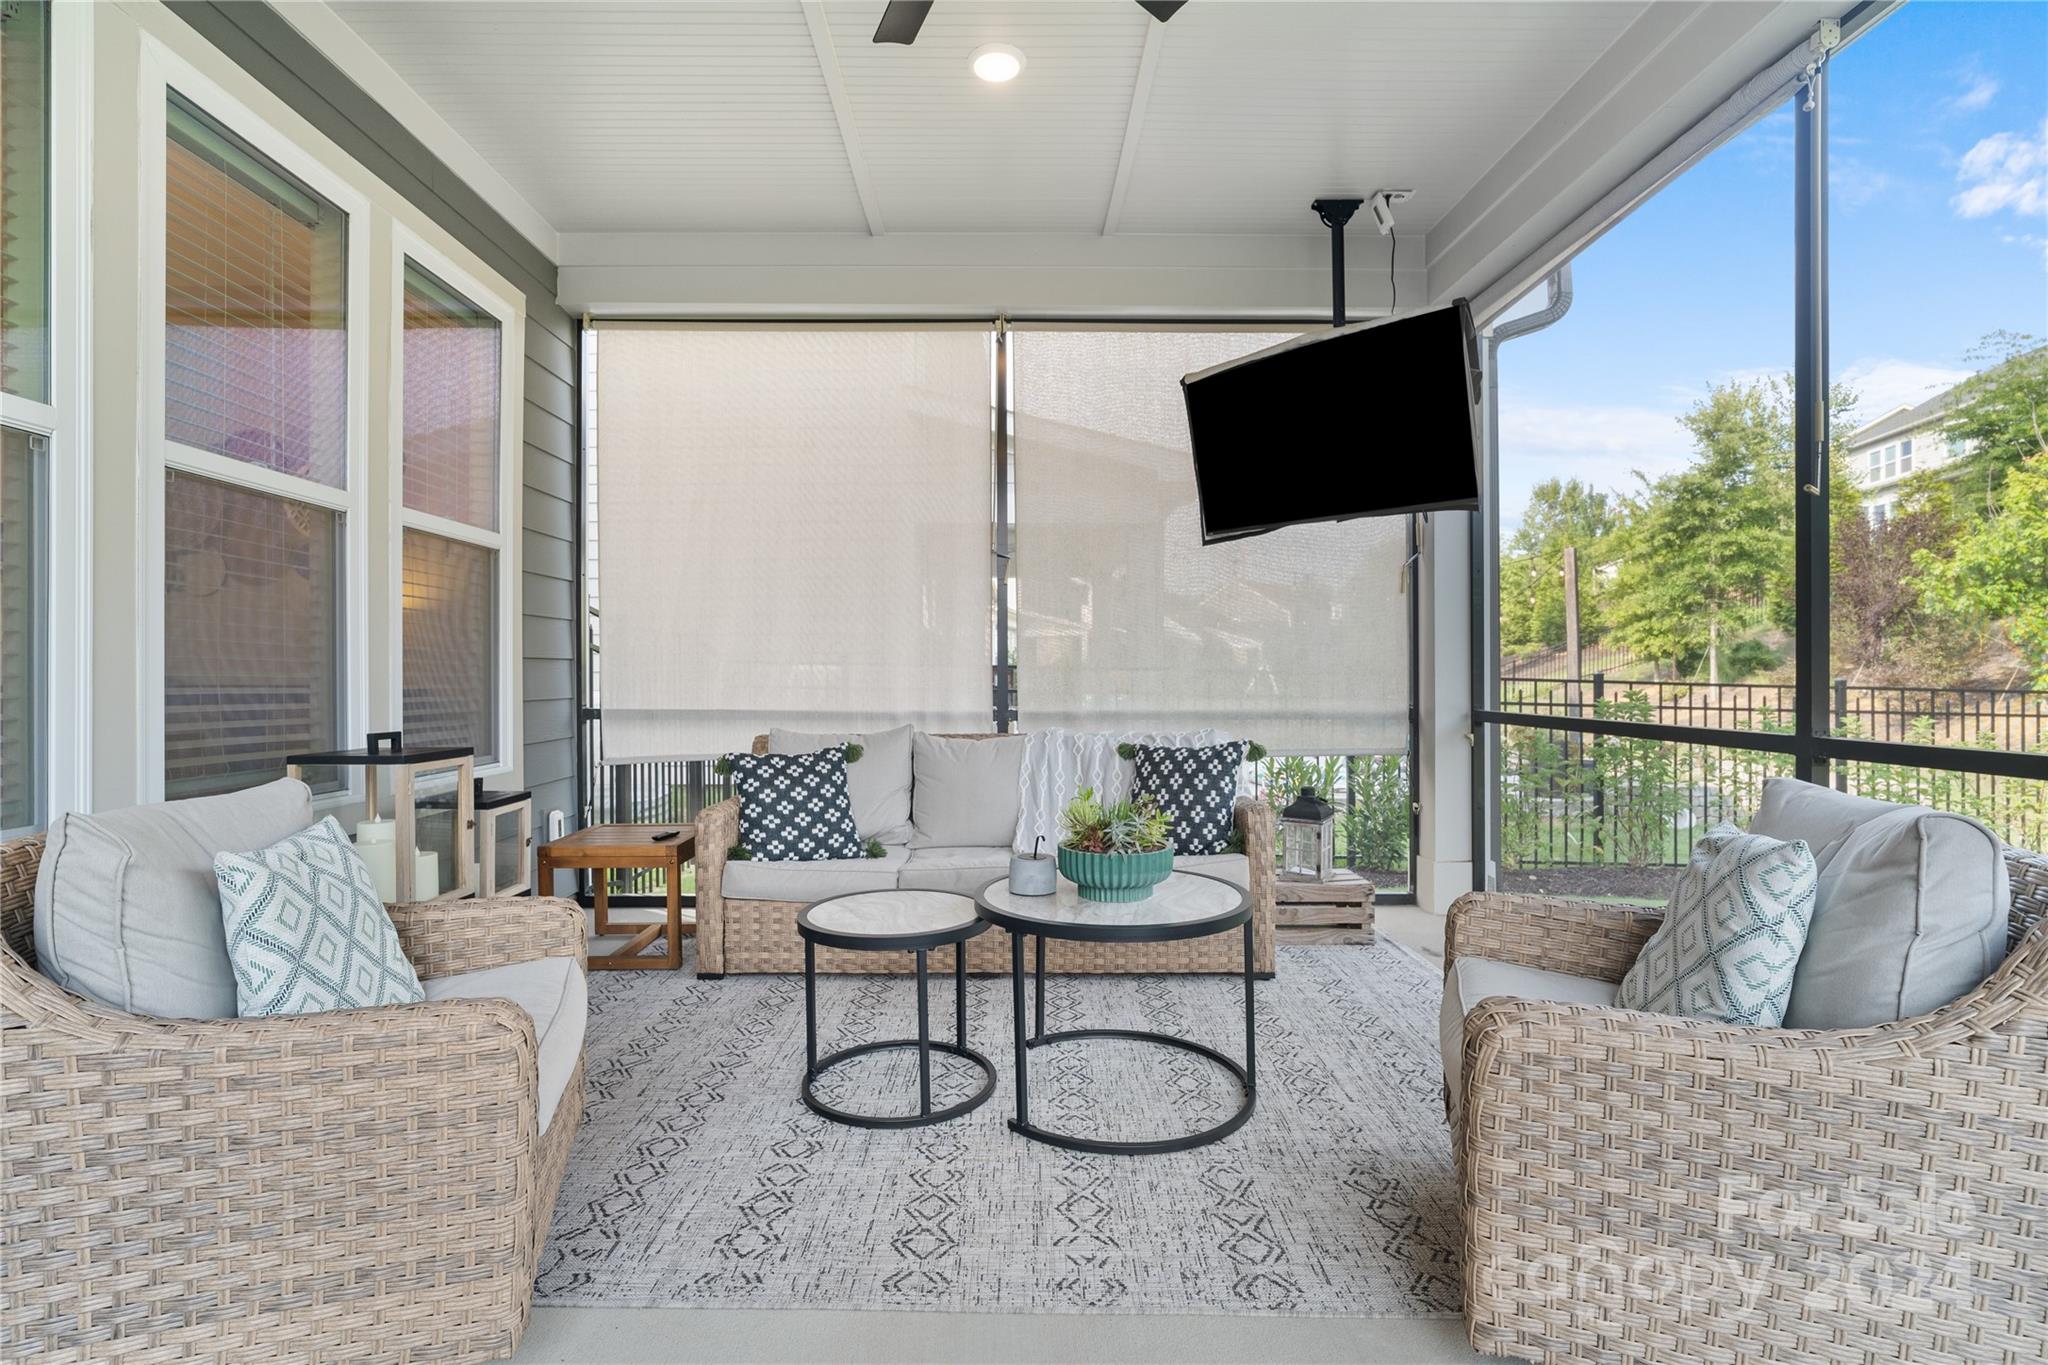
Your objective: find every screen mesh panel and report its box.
[402,260,499,530]
[1,427,42,830]
[402,529,495,764]
[165,91,347,486]
[0,0,50,403]
[592,325,994,760]
[164,470,342,797]
[1011,329,1410,754]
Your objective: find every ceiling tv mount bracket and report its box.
[1311,192,1412,327]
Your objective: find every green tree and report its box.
[1940,333,2048,516]
[1830,471,1985,681]
[1499,479,1618,652]
[1604,379,1794,683]
[1917,453,2048,687]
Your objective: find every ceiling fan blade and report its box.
[1135,0,1187,20]
[873,0,934,44]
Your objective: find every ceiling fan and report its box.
[873,1,1186,46]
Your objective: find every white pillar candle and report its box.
[355,818,399,904]
[413,849,441,901]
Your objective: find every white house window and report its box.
[398,256,508,766]
[1898,437,1913,474]
[0,430,43,833]
[1,0,49,405]
[1882,443,1897,479]
[160,87,354,797]
[1867,447,1881,478]
[1,0,51,834]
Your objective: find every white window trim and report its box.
[388,222,521,782]
[0,0,91,835]
[136,37,371,809]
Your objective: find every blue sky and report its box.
[1496,1,2048,529]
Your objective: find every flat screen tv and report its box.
[1181,299,1481,545]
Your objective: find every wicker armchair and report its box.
[1444,847,2048,1365]
[0,835,587,1364]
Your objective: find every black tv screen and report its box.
[1182,299,1481,544]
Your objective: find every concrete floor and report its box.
[519,908,1506,1365]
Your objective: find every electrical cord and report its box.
[1388,228,1396,314]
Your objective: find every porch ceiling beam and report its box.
[1103,18,1166,236]
[801,0,886,237]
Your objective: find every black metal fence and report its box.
[1500,675,2046,752]
[1496,677,2046,896]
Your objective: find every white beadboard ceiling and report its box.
[327,0,1650,238]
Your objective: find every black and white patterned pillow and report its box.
[727,747,864,861]
[1133,740,1248,855]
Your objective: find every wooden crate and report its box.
[1274,869,1375,945]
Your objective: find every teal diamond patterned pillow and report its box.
[1617,823,1817,1027]
[214,816,425,1017]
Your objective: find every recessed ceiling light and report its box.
[971,44,1024,83]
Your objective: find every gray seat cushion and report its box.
[1748,778,2008,1027]
[722,845,910,902]
[1441,956,1617,1111]
[423,955,586,1134]
[899,845,1010,895]
[909,734,1025,849]
[769,723,915,845]
[34,777,316,1018]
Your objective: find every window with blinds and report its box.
[398,254,503,767]
[403,261,500,530]
[402,529,496,764]
[163,470,342,798]
[1,0,50,403]
[165,90,347,486]
[0,427,43,832]
[1011,329,1411,754]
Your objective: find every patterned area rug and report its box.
[536,943,1461,1318]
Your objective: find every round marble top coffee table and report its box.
[974,871,1255,1155]
[796,889,995,1129]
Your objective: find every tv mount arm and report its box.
[1310,197,1362,329]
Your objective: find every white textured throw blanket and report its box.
[1014,728,1237,854]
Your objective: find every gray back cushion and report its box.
[1749,777,2008,1028]
[910,733,1025,849]
[34,778,317,1018]
[768,723,914,845]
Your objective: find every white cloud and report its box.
[1832,157,1894,209]
[1835,357,1973,428]
[1952,119,2047,220]
[1944,67,2000,115]
[1494,400,1697,525]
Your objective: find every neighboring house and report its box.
[1843,384,1971,526]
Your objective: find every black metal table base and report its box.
[802,938,995,1129]
[804,1037,996,1128]
[1006,924,1258,1155]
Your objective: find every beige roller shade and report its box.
[592,325,995,760]
[1011,329,1410,754]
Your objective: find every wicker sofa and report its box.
[0,835,587,1364]
[695,733,1277,977]
[1444,845,2048,1365]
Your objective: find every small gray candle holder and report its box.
[1009,836,1058,896]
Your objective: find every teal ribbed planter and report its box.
[1057,845,1173,903]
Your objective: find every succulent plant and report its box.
[1059,787,1172,854]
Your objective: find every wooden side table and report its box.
[1274,869,1376,945]
[536,824,696,971]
